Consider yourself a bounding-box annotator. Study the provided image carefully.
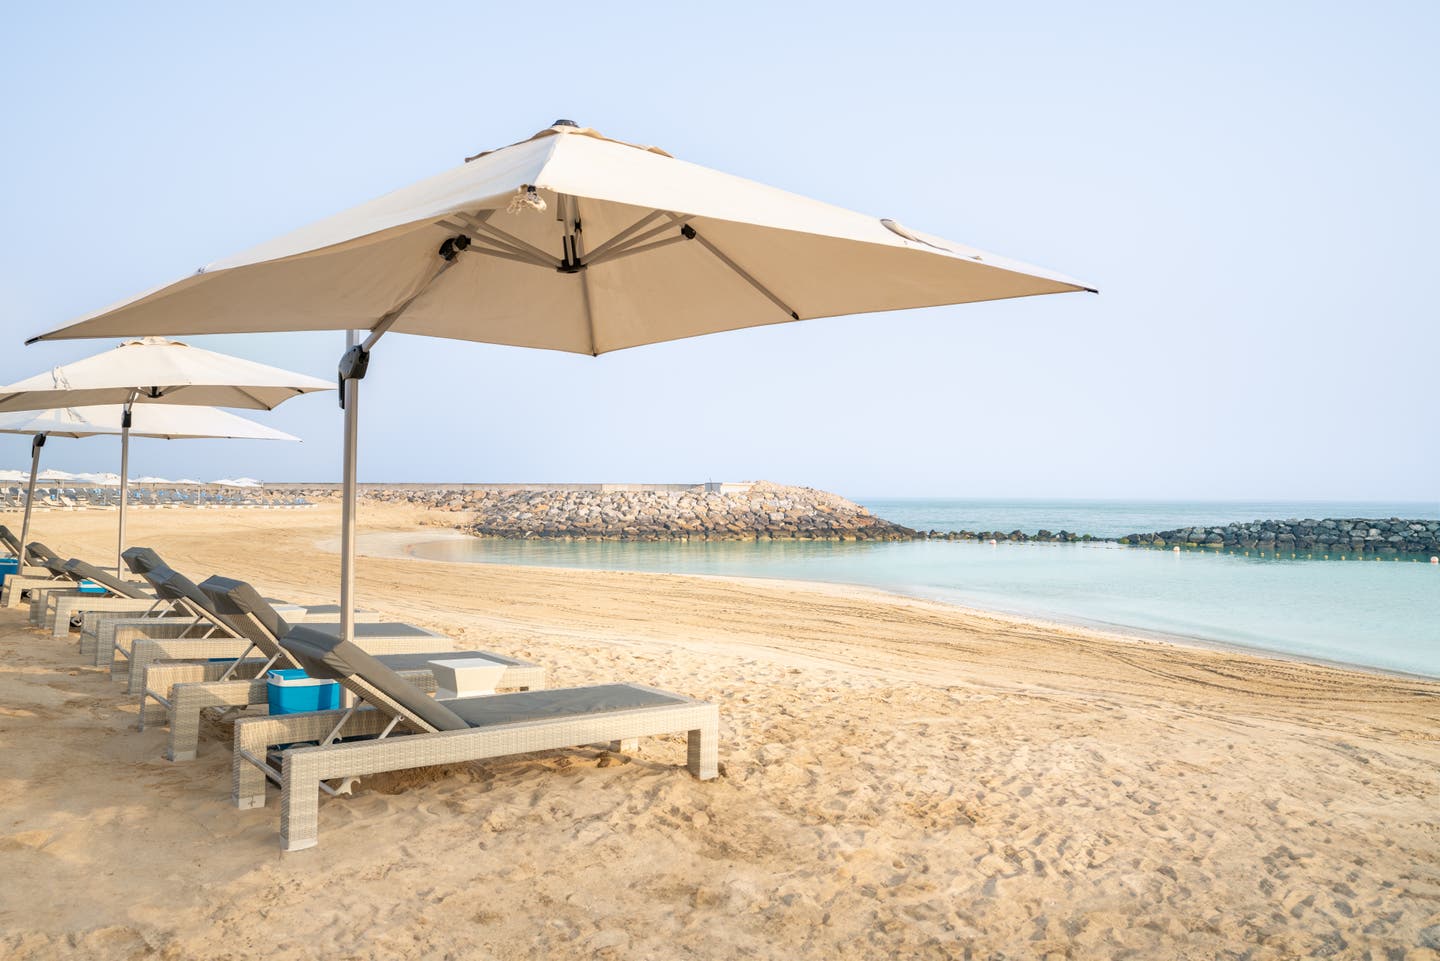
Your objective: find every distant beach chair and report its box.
[232,624,718,852]
[151,574,545,760]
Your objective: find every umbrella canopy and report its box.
[21,119,1095,650]
[0,337,332,412]
[0,403,301,441]
[0,403,299,570]
[0,339,326,569]
[30,122,1093,352]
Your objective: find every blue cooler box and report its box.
[267,669,341,714]
[78,580,108,595]
[0,558,17,586]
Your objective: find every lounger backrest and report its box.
[0,525,19,556]
[63,559,151,599]
[281,624,469,732]
[26,541,59,565]
[144,565,230,624]
[121,547,168,577]
[197,575,293,661]
[31,544,70,575]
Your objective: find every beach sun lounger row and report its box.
[3,486,314,510]
[3,539,719,851]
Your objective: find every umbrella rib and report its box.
[579,209,666,264]
[455,216,562,269]
[462,245,557,270]
[663,214,799,321]
[230,386,274,411]
[442,219,555,268]
[582,218,688,269]
[584,233,689,267]
[570,196,598,356]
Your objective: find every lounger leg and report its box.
[233,719,272,809]
[50,598,75,638]
[609,739,640,753]
[687,707,720,780]
[29,592,48,625]
[139,662,204,729]
[167,687,202,759]
[280,751,322,853]
[167,677,264,760]
[124,645,154,693]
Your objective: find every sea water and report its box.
[406,499,1440,678]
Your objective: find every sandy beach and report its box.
[2,503,1437,960]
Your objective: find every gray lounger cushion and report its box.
[283,625,686,733]
[443,684,687,728]
[29,544,67,573]
[63,559,150,598]
[121,547,168,577]
[0,526,19,555]
[282,624,470,732]
[26,541,59,563]
[146,565,227,621]
[199,575,292,652]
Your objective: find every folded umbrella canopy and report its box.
[26,119,1096,638]
[0,339,328,569]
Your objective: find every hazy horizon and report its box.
[2,3,1436,501]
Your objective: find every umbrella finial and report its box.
[552,119,578,128]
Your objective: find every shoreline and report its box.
[342,528,1440,684]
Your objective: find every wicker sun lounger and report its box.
[83,547,376,663]
[1,542,76,607]
[33,559,159,637]
[15,552,153,628]
[233,624,719,852]
[115,566,453,694]
[151,574,544,760]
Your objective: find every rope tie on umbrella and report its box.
[507,185,546,214]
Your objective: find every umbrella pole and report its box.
[340,330,360,644]
[117,400,134,574]
[17,432,45,568]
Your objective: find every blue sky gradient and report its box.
[2,2,1435,500]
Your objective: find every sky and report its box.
[1,2,1436,502]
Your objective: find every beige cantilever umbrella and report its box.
[0,340,329,569]
[26,119,1096,637]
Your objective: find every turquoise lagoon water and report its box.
[407,500,1440,678]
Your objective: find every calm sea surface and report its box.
[407,499,1440,677]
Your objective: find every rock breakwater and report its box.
[455,482,913,541]
[294,481,913,540]
[916,529,1102,543]
[1119,518,1440,555]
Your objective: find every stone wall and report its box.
[1118,518,1440,555]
